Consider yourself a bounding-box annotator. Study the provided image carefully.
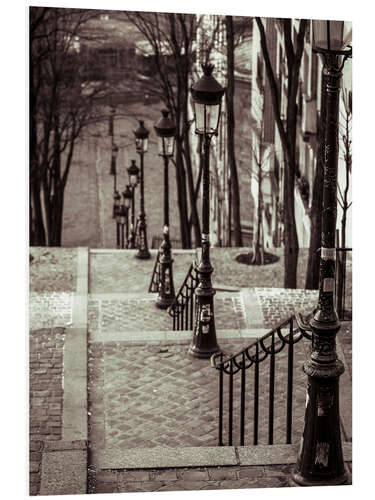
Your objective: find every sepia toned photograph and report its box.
[28,2,352,496]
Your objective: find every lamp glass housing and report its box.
[312,20,345,52]
[193,102,221,135]
[129,174,138,187]
[158,136,175,157]
[123,197,131,209]
[135,137,148,154]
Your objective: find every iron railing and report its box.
[211,314,312,447]
[148,250,161,293]
[336,247,352,320]
[168,262,199,330]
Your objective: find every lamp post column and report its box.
[136,150,151,259]
[292,49,351,487]
[156,155,175,308]
[188,134,220,358]
[128,185,136,249]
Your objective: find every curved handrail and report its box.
[168,261,198,318]
[211,314,311,374]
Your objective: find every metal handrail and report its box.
[148,250,161,293]
[168,261,199,330]
[211,314,312,447]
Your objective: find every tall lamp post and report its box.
[127,160,139,249]
[188,64,224,359]
[111,144,119,218]
[292,21,352,487]
[113,191,121,247]
[134,120,151,259]
[122,185,132,248]
[153,109,176,309]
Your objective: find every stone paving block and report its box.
[40,450,87,495]
[96,446,238,470]
[29,292,73,330]
[29,248,77,292]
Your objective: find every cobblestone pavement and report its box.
[29,248,77,292]
[88,294,246,336]
[87,337,309,455]
[29,327,65,495]
[93,462,352,494]
[88,250,196,294]
[255,288,319,327]
[29,292,73,330]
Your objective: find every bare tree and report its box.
[30,7,106,246]
[338,88,352,249]
[225,15,243,247]
[125,11,201,248]
[255,17,307,288]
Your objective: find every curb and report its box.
[94,442,352,470]
[90,328,268,344]
[40,247,89,495]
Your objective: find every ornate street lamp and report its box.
[113,190,121,247]
[134,120,151,259]
[118,204,127,249]
[122,185,132,248]
[153,109,176,309]
[111,144,119,218]
[127,160,139,249]
[188,64,225,358]
[292,20,352,487]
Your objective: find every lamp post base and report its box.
[290,472,348,487]
[155,238,175,309]
[135,248,151,259]
[188,342,221,359]
[188,291,220,359]
[155,295,174,309]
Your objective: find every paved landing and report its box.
[87,335,311,464]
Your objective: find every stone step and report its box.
[88,327,269,344]
[93,442,352,470]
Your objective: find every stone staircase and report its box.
[29,247,352,495]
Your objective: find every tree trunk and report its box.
[30,179,46,246]
[252,170,264,264]
[225,15,242,247]
[283,151,299,288]
[175,139,191,248]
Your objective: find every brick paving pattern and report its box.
[87,337,309,455]
[255,288,319,327]
[29,327,65,495]
[29,292,73,330]
[29,248,77,292]
[88,293,246,336]
[88,251,196,294]
[93,464,292,494]
[93,462,351,494]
